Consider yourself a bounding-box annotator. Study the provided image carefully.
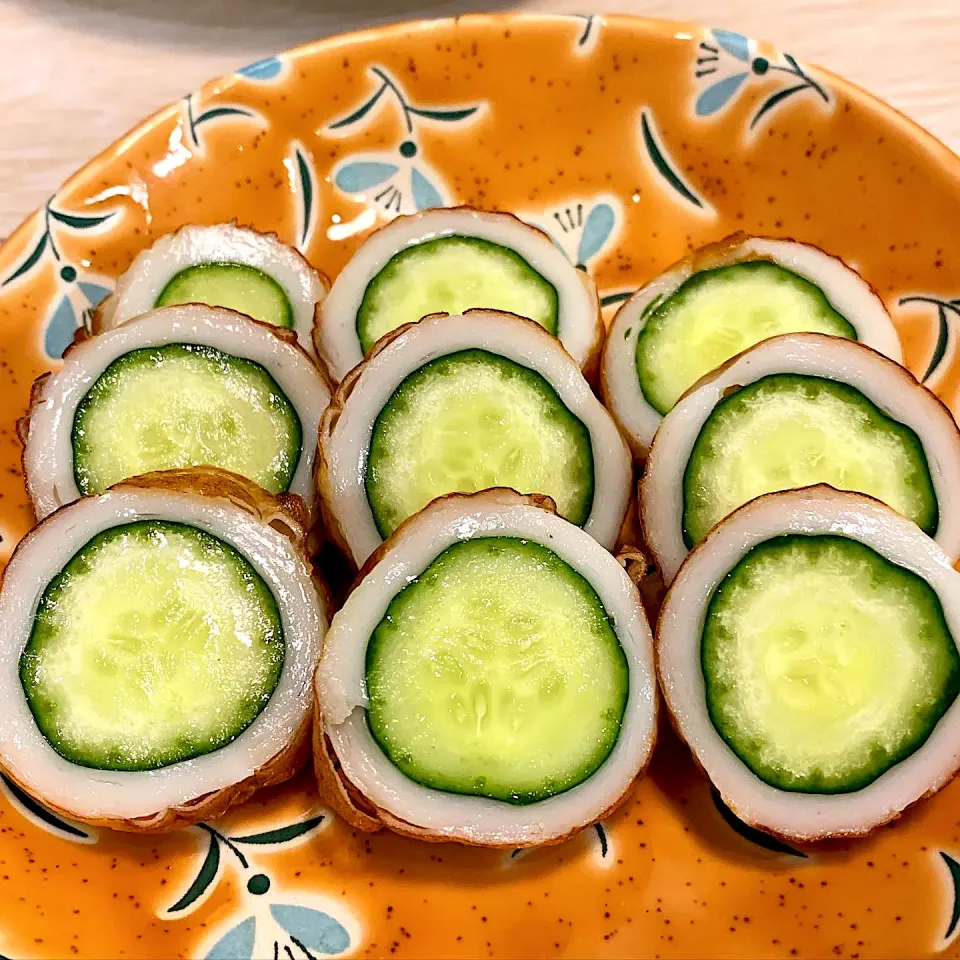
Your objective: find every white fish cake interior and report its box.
[0,479,326,826]
[96,224,327,348]
[22,305,330,520]
[640,333,960,584]
[318,210,602,380]
[657,488,960,840]
[319,311,630,566]
[602,237,901,453]
[315,490,657,846]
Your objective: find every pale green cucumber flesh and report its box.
[683,374,938,546]
[155,262,294,329]
[365,349,594,538]
[702,534,960,793]
[366,537,629,804]
[356,236,559,353]
[20,520,284,771]
[72,343,302,495]
[635,261,858,414]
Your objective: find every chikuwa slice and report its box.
[602,233,902,453]
[93,222,328,353]
[318,310,631,566]
[314,488,657,846]
[642,333,960,583]
[0,469,327,831]
[316,208,603,381]
[22,304,330,520]
[657,486,960,842]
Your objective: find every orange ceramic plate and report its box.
[1,13,960,960]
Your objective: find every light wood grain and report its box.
[1,0,957,235]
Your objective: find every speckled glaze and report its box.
[1,13,960,959]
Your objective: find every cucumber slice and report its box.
[366,349,594,537]
[636,261,857,414]
[155,262,294,329]
[365,536,629,804]
[356,236,559,352]
[72,343,302,495]
[702,534,960,793]
[19,520,284,771]
[683,374,938,546]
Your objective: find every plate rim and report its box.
[2,11,959,262]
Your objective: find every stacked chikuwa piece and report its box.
[602,234,960,842]
[3,210,960,850]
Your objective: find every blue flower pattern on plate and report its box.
[0,24,952,959]
[695,28,830,130]
[0,196,117,358]
[167,817,352,957]
[237,56,285,82]
[205,917,257,960]
[530,198,621,271]
[271,904,351,955]
[334,162,400,194]
[327,65,484,216]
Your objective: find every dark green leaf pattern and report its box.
[941,851,960,940]
[924,304,951,382]
[781,54,830,102]
[290,935,317,959]
[2,195,120,287]
[898,294,960,382]
[326,64,480,141]
[161,815,328,916]
[195,106,257,126]
[47,209,115,230]
[294,147,314,249]
[594,822,608,857]
[0,773,90,840]
[695,38,830,133]
[327,83,389,130]
[750,84,809,129]
[1,232,48,287]
[640,110,704,209]
[711,788,807,858]
[577,15,596,47]
[168,830,221,913]
[407,106,479,122]
[231,815,325,846]
[600,290,634,309]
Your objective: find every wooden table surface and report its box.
[1,0,957,237]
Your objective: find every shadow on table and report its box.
[9,0,517,51]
